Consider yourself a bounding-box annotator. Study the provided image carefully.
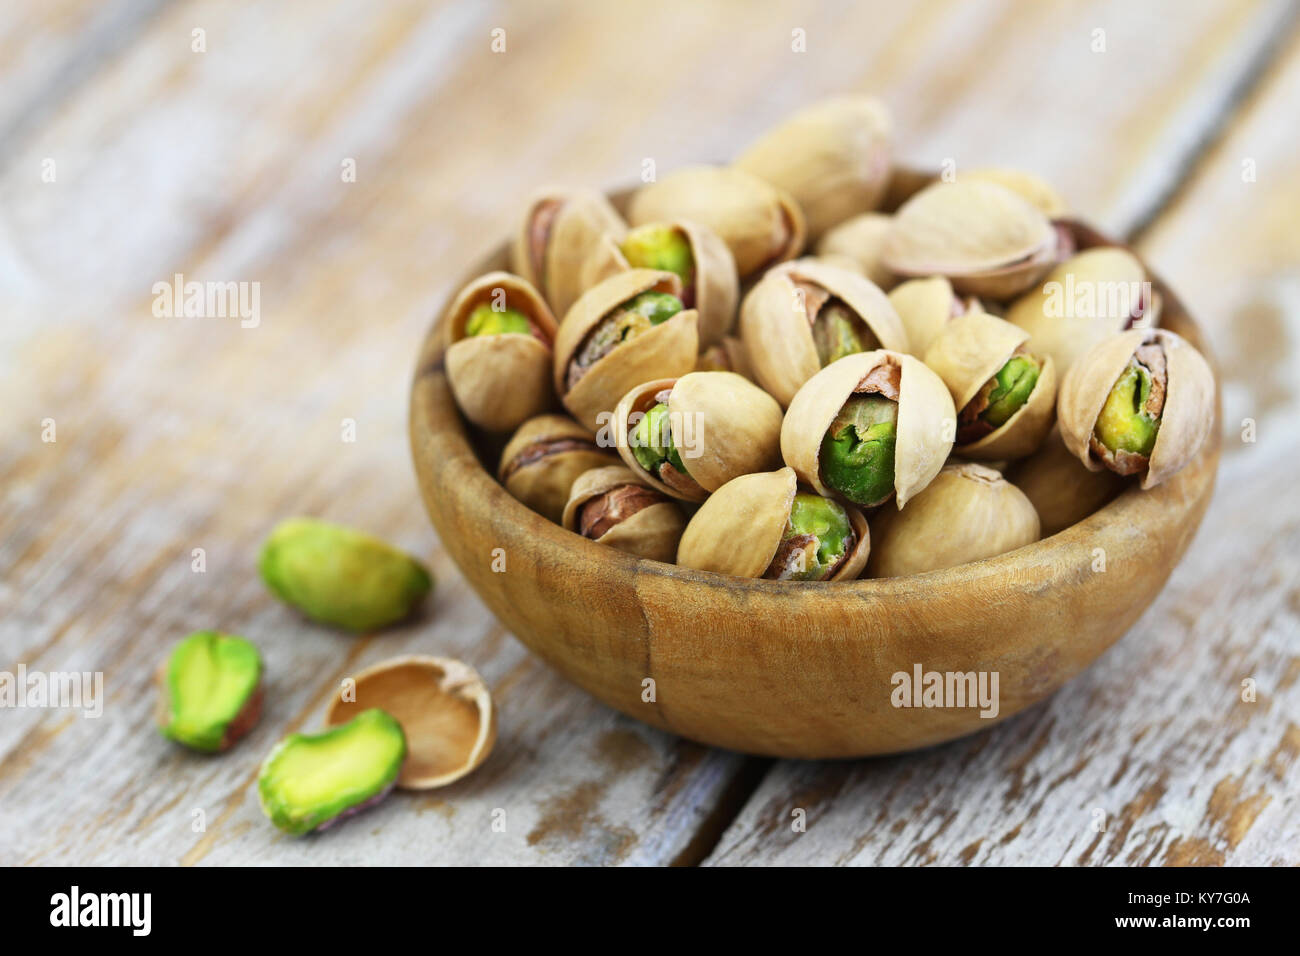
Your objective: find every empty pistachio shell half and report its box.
[882,180,1058,300]
[886,276,984,358]
[258,708,406,836]
[552,269,700,432]
[511,187,627,317]
[739,259,909,407]
[443,271,558,433]
[561,464,685,563]
[498,414,619,523]
[1057,328,1214,489]
[867,462,1040,577]
[627,165,805,278]
[1005,425,1127,536]
[815,212,896,289]
[677,467,869,580]
[581,220,739,348]
[326,656,496,791]
[259,518,433,632]
[782,350,955,509]
[735,96,892,240]
[156,631,263,753]
[961,167,1069,217]
[923,310,1057,460]
[613,371,783,501]
[1005,246,1160,376]
[694,334,755,380]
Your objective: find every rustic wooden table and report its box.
[2,0,1298,866]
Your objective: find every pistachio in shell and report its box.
[815,212,896,289]
[734,96,893,240]
[867,462,1040,577]
[1005,246,1160,376]
[887,276,984,358]
[156,631,263,753]
[961,167,1069,217]
[1005,424,1127,536]
[923,310,1057,460]
[443,271,558,433]
[738,258,909,407]
[326,656,495,791]
[694,334,755,380]
[552,269,700,432]
[782,350,955,509]
[627,165,805,278]
[498,413,619,524]
[561,464,685,563]
[1057,328,1214,489]
[511,187,627,316]
[613,371,783,501]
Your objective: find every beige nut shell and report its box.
[961,167,1069,217]
[815,212,896,289]
[739,259,909,407]
[627,165,806,278]
[676,467,869,580]
[1057,328,1215,489]
[1006,424,1126,536]
[886,276,985,358]
[781,350,956,509]
[694,335,755,380]
[561,464,685,563]
[553,269,700,432]
[498,414,618,523]
[511,188,627,317]
[867,463,1040,577]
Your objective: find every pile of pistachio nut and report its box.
[444,97,1215,581]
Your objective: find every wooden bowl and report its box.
[409,180,1220,759]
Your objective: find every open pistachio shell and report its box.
[561,464,685,563]
[627,166,805,278]
[498,414,619,523]
[1006,425,1127,536]
[886,276,984,358]
[961,167,1069,217]
[676,467,870,580]
[815,212,896,289]
[782,350,954,509]
[511,187,627,317]
[739,259,909,407]
[580,219,738,348]
[443,271,558,432]
[552,269,700,432]
[867,462,1040,577]
[1006,247,1161,376]
[735,96,892,240]
[694,334,755,380]
[326,656,496,791]
[1057,328,1214,489]
[923,310,1057,459]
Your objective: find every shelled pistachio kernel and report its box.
[464,303,531,337]
[631,401,687,478]
[567,290,684,388]
[821,394,898,507]
[765,492,855,581]
[620,224,694,290]
[812,302,876,366]
[1094,356,1161,460]
[957,354,1042,442]
[158,631,262,752]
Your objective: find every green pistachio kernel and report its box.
[1095,361,1160,456]
[981,355,1041,428]
[620,225,695,288]
[820,395,899,507]
[783,493,853,581]
[257,708,407,836]
[631,402,686,477]
[159,631,262,752]
[465,303,531,337]
[812,303,873,366]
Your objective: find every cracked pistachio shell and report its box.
[739,259,909,407]
[782,350,955,509]
[613,371,784,500]
[511,187,627,317]
[923,310,1057,460]
[627,166,805,277]
[580,220,739,348]
[444,272,558,432]
[1058,328,1214,489]
[553,269,700,432]
[961,167,1069,217]
[695,334,755,380]
[676,467,870,580]
[867,463,1040,577]
[815,212,896,289]
[882,180,1057,299]
[498,414,619,523]
[735,96,893,240]
[1006,425,1126,536]
[887,276,985,358]
[561,465,686,563]
[1006,247,1161,376]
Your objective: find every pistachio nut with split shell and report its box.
[960,167,1069,217]
[627,165,805,278]
[443,271,558,432]
[511,188,627,317]
[1057,328,1214,490]
[694,334,755,380]
[734,96,893,241]
[882,180,1061,300]
[553,269,699,432]
[561,464,685,563]
[815,212,896,289]
[580,220,738,348]
[739,259,909,407]
[613,371,783,501]
[886,276,984,358]
[867,462,1040,577]
[1005,425,1127,536]
[676,467,869,580]
[498,414,619,523]
[923,310,1057,460]
[1006,247,1160,376]
[782,350,955,510]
